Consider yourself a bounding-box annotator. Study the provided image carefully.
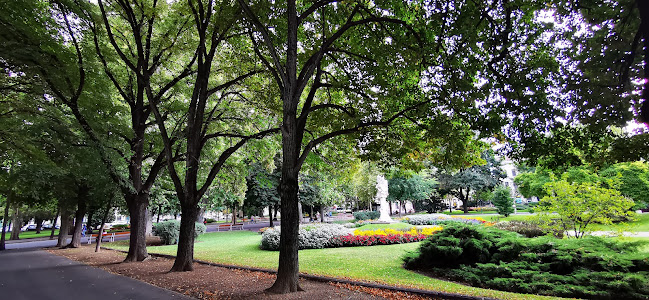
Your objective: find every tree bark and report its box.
[49,209,59,240]
[10,204,21,240]
[145,208,153,237]
[0,192,11,250]
[269,205,274,227]
[57,210,71,248]
[319,206,324,222]
[67,185,88,248]
[35,217,43,234]
[96,197,113,252]
[170,202,199,271]
[123,195,149,262]
[86,209,94,234]
[297,202,303,224]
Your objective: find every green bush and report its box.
[403,223,649,299]
[493,221,549,238]
[204,218,216,223]
[111,224,129,231]
[353,211,380,221]
[153,220,207,245]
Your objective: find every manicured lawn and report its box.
[3,230,59,240]
[110,231,557,299]
[485,213,649,232]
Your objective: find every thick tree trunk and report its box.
[0,193,10,250]
[49,209,59,240]
[95,196,114,252]
[57,210,71,248]
[297,202,303,224]
[267,169,302,293]
[67,185,89,248]
[123,195,149,262]
[10,204,21,240]
[462,189,470,214]
[170,202,199,272]
[35,218,43,234]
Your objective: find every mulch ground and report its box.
[46,240,429,300]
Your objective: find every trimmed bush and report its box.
[153,220,207,245]
[260,224,351,250]
[493,221,548,238]
[404,214,488,226]
[403,223,649,299]
[353,211,380,221]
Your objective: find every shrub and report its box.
[153,220,207,245]
[404,214,489,226]
[493,221,547,238]
[204,218,216,223]
[403,223,649,299]
[111,224,130,231]
[353,211,380,221]
[492,186,514,217]
[260,224,351,250]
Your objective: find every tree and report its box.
[600,161,649,209]
[538,179,634,238]
[238,0,560,292]
[492,186,514,217]
[387,171,434,215]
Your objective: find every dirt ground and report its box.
[47,241,429,300]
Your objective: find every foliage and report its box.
[403,224,649,299]
[538,179,635,238]
[600,162,649,209]
[387,170,435,209]
[492,186,514,217]
[153,220,206,245]
[353,211,380,221]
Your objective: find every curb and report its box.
[101,246,496,300]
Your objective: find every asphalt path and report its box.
[0,248,192,300]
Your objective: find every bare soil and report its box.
[47,241,428,300]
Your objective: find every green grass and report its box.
[3,230,59,240]
[110,231,559,299]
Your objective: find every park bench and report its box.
[216,223,244,231]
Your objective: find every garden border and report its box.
[102,246,496,300]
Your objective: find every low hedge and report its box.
[403,223,649,299]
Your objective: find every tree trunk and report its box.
[123,194,149,262]
[0,193,10,250]
[267,168,302,293]
[10,204,21,240]
[170,202,199,272]
[462,189,470,214]
[86,210,94,234]
[57,210,71,248]
[319,206,324,222]
[35,217,43,234]
[95,195,114,252]
[67,185,89,248]
[269,205,274,227]
[297,202,303,224]
[50,209,59,240]
[145,208,153,237]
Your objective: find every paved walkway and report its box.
[0,248,192,300]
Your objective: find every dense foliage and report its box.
[492,186,514,217]
[403,224,649,299]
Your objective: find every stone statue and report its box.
[375,175,393,222]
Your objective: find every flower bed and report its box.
[260,224,443,250]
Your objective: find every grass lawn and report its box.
[354,223,413,230]
[484,213,649,232]
[3,230,59,240]
[109,231,558,300]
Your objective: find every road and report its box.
[0,248,192,300]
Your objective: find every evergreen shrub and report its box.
[403,223,649,299]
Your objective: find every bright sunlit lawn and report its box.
[486,212,649,232]
[109,230,559,300]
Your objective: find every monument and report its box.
[375,174,393,223]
